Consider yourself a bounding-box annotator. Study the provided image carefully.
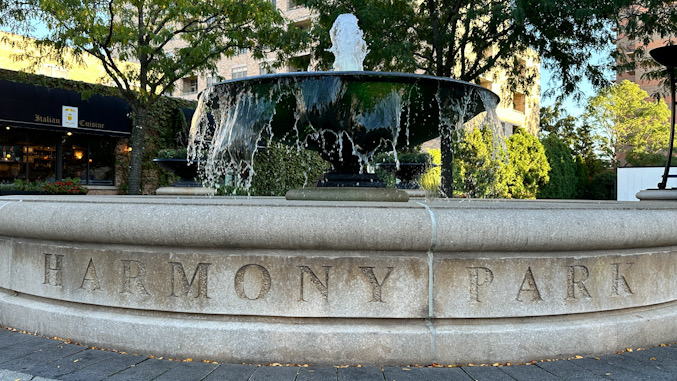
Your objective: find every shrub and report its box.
[537,134,577,199]
[420,149,441,193]
[247,142,331,196]
[42,178,88,194]
[588,170,616,200]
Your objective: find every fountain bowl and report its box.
[190,71,499,176]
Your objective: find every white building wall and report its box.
[617,167,677,201]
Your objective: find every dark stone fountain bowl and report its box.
[190,71,499,175]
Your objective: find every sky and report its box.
[539,49,616,119]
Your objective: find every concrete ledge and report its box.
[0,196,677,364]
[2,289,677,365]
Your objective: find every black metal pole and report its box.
[659,66,676,189]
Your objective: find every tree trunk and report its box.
[128,106,149,195]
[440,131,454,197]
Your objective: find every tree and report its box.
[8,0,301,194]
[504,127,549,199]
[452,126,508,198]
[450,126,548,199]
[586,80,670,169]
[537,134,578,199]
[297,0,630,95]
[539,102,605,194]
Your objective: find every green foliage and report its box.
[10,177,87,194]
[586,80,670,169]
[452,126,508,198]
[625,151,668,167]
[42,179,88,194]
[504,127,550,199]
[537,134,578,199]
[13,178,44,191]
[588,170,617,200]
[420,149,441,194]
[247,143,331,196]
[297,0,628,96]
[413,127,549,199]
[156,148,189,160]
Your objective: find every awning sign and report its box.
[62,106,78,128]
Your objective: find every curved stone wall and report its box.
[0,195,676,365]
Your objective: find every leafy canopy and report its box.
[586,80,670,168]
[23,0,298,106]
[451,126,549,199]
[297,0,630,96]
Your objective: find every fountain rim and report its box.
[204,70,500,103]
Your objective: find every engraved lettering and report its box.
[43,253,64,287]
[234,264,271,300]
[359,267,393,302]
[566,265,591,300]
[80,258,101,291]
[169,262,211,299]
[516,267,542,302]
[468,267,493,302]
[611,262,634,296]
[298,265,332,302]
[120,260,149,295]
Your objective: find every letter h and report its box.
[44,253,64,287]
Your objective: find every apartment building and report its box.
[616,34,675,106]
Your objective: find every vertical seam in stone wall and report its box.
[0,202,14,290]
[417,201,438,361]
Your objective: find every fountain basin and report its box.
[190,72,498,177]
[1,196,677,365]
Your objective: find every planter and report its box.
[376,162,433,189]
[153,158,202,187]
[0,190,43,196]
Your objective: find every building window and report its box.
[288,0,302,10]
[232,67,248,79]
[181,76,198,95]
[269,0,276,6]
[237,47,249,56]
[513,92,525,113]
[288,55,311,72]
[259,64,275,75]
[206,75,222,87]
[38,64,69,79]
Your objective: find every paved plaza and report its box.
[1,327,676,380]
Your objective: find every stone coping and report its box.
[0,196,676,251]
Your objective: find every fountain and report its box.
[1,14,677,367]
[188,14,499,199]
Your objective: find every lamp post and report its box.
[650,45,677,189]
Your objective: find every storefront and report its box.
[0,79,131,185]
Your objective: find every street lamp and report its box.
[650,45,677,189]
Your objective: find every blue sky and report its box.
[539,49,616,119]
